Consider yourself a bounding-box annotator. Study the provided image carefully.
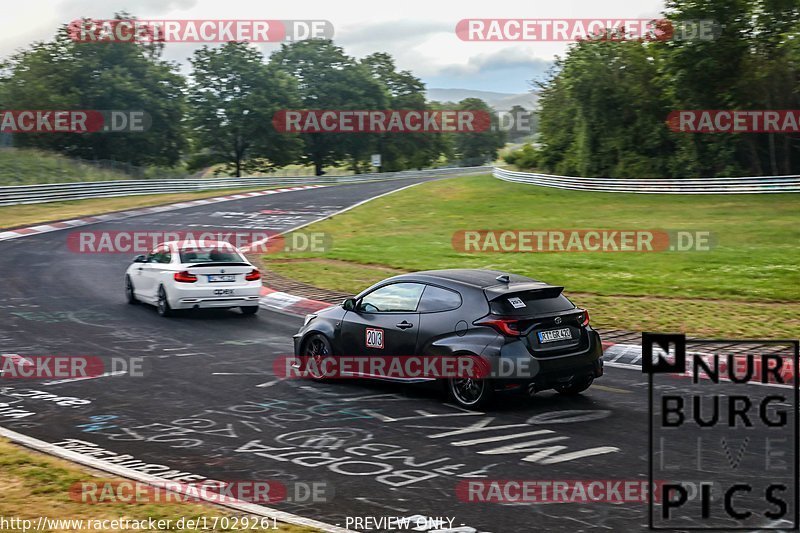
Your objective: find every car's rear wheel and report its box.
[302,334,333,381]
[125,275,137,305]
[241,306,259,315]
[156,286,173,317]
[554,376,593,395]
[448,377,494,410]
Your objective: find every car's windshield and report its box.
[179,247,244,264]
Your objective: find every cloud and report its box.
[3,2,558,93]
[336,19,453,50]
[56,0,198,18]
[437,47,553,77]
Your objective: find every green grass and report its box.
[0,147,352,184]
[0,438,316,532]
[263,174,800,337]
[0,148,141,185]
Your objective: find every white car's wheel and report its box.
[125,275,138,305]
[156,286,173,317]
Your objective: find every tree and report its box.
[270,40,387,175]
[533,0,800,178]
[362,52,445,171]
[452,98,506,166]
[503,143,539,169]
[505,105,534,143]
[538,40,678,177]
[660,0,755,177]
[0,14,186,166]
[188,42,302,177]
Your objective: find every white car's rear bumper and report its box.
[169,283,262,309]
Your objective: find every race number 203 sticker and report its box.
[366,328,384,349]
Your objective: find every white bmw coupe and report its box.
[125,240,262,317]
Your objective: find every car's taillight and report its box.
[578,308,590,326]
[245,269,261,281]
[474,317,522,336]
[174,271,198,283]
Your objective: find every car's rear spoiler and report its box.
[484,282,564,301]
[186,262,251,268]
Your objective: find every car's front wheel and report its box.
[156,286,173,317]
[554,376,593,395]
[125,275,137,305]
[447,377,494,410]
[302,333,334,381]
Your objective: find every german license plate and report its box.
[208,274,236,282]
[538,328,573,343]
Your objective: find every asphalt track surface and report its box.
[0,176,796,532]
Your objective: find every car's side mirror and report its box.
[133,254,147,263]
[342,298,357,311]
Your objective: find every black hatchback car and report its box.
[292,269,603,409]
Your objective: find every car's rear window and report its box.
[179,247,244,264]
[489,292,574,316]
[418,285,462,313]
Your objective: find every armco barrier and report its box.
[493,167,800,194]
[0,166,492,206]
[6,166,796,205]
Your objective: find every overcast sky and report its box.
[7,0,666,94]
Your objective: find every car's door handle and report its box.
[137,267,143,271]
[396,321,413,329]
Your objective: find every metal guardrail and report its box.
[493,167,800,194]
[9,165,793,204]
[0,166,492,206]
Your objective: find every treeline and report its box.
[0,18,505,176]
[512,0,799,178]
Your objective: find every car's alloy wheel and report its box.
[303,334,333,380]
[554,376,593,395]
[448,377,493,409]
[157,286,172,317]
[125,275,137,304]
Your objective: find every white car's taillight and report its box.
[174,271,198,283]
